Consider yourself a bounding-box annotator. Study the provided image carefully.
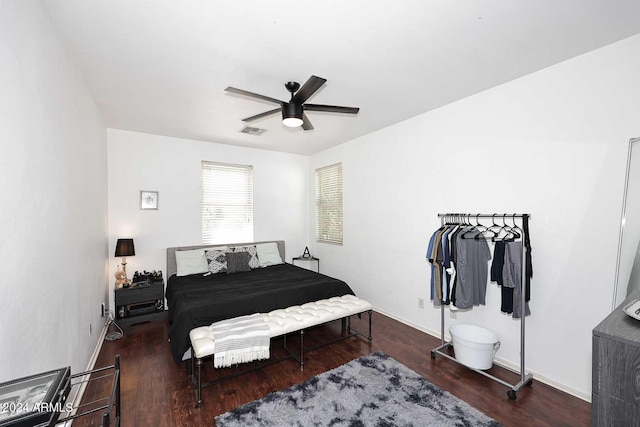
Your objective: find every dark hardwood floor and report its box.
[76,312,590,426]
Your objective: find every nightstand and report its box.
[115,279,165,326]
[292,256,320,273]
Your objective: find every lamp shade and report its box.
[114,239,135,257]
[282,103,303,127]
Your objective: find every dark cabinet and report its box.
[115,279,164,326]
[592,290,640,426]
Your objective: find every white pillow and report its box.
[175,249,209,276]
[256,242,284,267]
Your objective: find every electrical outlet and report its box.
[418,298,424,309]
[101,303,106,317]
[450,310,457,319]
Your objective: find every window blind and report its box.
[202,161,253,244]
[316,163,343,245]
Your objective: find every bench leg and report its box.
[300,330,304,371]
[189,348,194,380]
[195,357,203,408]
[368,310,373,340]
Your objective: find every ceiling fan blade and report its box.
[242,107,281,122]
[301,113,314,130]
[292,76,326,104]
[225,87,284,105]
[304,104,359,114]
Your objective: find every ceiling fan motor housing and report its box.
[282,102,303,120]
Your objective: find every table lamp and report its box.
[115,238,135,282]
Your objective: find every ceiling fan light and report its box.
[283,117,303,127]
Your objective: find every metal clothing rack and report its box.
[56,355,121,426]
[429,213,533,400]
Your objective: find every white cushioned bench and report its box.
[189,294,373,407]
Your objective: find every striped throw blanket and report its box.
[210,314,270,368]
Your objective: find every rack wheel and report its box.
[507,390,517,400]
[526,378,533,387]
[430,351,436,359]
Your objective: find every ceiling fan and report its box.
[225,75,359,131]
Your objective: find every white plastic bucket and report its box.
[449,324,500,370]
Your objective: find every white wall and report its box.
[107,129,309,309]
[309,34,640,399]
[0,1,108,380]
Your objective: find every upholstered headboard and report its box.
[166,240,286,278]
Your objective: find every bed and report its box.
[165,241,355,363]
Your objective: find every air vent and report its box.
[240,126,266,136]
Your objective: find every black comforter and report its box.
[165,263,354,363]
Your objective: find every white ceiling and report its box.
[43,0,640,155]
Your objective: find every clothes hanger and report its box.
[462,214,486,238]
[493,214,512,241]
[510,214,523,238]
[464,214,472,226]
[498,214,522,241]
[479,213,500,240]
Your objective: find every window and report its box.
[202,161,253,244]
[316,163,343,245]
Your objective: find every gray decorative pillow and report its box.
[232,245,260,269]
[205,249,228,274]
[226,251,251,274]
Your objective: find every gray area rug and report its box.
[216,351,502,426]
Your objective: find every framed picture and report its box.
[140,191,159,210]
[0,367,70,426]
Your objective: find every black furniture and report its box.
[0,356,120,427]
[115,279,164,326]
[0,367,69,427]
[592,289,640,426]
[56,355,121,427]
[292,256,320,273]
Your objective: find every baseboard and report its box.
[490,355,590,402]
[371,305,446,340]
[60,318,110,426]
[371,305,591,403]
